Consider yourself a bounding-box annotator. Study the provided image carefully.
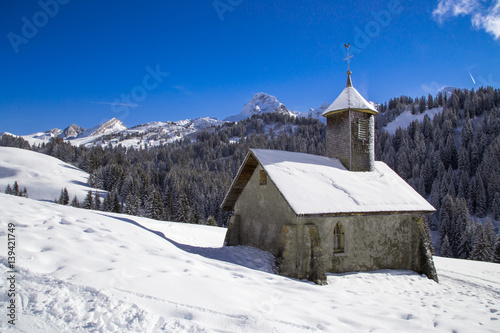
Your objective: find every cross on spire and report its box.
[343,43,353,72]
[343,43,353,87]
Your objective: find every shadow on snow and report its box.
[99,213,275,274]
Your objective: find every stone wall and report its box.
[225,164,296,255]
[313,214,415,272]
[326,111,374,171]
[326,111,350,167]
[276,214,437,284]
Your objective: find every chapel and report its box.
[221,53,438,284]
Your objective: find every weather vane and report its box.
[344,43,353,72]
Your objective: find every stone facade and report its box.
[326,110,374,171]
[225,165,296,255]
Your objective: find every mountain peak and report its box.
[63,124,86,139]
[242,92,287,116]
[83,118,127,137]
[225,92,296,122]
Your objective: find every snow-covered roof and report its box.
[222,149,435,216]
[322,74,378,117]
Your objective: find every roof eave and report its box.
[297,209,436,218]
[322,108,378,118]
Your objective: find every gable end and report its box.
[221,152,259,211]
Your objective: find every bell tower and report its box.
[322,44,378,172]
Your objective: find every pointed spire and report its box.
[346,70,352,87]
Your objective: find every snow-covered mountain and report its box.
[18,116,226,149]
[225,92,300,122]
[13,92,338,149]
[81,117,127,137]
[63,123,86,138]
[113,117,226,149]
[303,102,330,123]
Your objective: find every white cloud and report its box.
[91,101,139,108]
[173,85,197,98]
[433,0,500,40]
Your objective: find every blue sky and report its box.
[1,0,499,135]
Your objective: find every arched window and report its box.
[333,222,344,253]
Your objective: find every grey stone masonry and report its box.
[326,110,374,171]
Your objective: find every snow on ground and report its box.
[0,193,499,332]
[0,147,103,202]
[384,107,443,135]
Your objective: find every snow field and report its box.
[383,107,443,135]
[0,193,499,332]
[0,147,103,202]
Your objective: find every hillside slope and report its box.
[0,147,103,202]
[0,194,499,332]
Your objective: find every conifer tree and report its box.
[419,96,427,113]
[93,191,101,210]
[493,192,500,220]
[457,146,469,175]
[457,171,468,200]
[439,195,454,246]
[71,195,80,207]
[440,235,453,257]
[112,190,121,213]
[59,188,70,205]
[475,174,487,218]
[427,94,434,109]
[469,222,491,261]
[12,181,19,196]
[146,189,164,220]
[5,184,12,195]
[102,193,111,212]
[493,234,500,263]
[484,218,496,261]
[83,190,93,209]
[461,116,473,148]
[457,218,474,259]
[125,193,139,216]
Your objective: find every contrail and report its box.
[469,71,476,84]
